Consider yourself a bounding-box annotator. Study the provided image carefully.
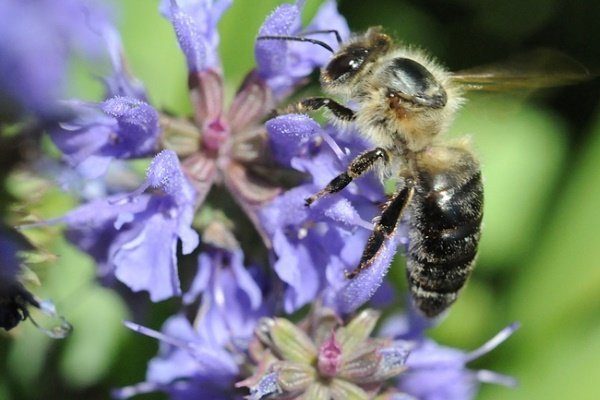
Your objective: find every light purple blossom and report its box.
[160,0,232,72]
[115,315,241,400]
[255,0,350,98]
[53,150,199,301]
[183,246,268,347]
[50,96,160,179]
[0,0,109,118]
[387,315,520,400]
[116,246,267,399]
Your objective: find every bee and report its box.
[258,28,589,317]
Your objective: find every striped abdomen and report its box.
[406,149,483,317]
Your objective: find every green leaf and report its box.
[7,324,52,395]
[509,109,600,334]
[0,382,11,400]
[59,286,129,388]
[481,324,600,400]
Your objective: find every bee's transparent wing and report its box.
[451,49,592,91]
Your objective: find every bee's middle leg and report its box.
[305,147,389,206]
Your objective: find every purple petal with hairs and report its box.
[333,231,403,314]
[266,114,321,166]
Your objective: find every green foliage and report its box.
[59,286,129,388]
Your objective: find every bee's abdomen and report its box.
[406,160,483,317]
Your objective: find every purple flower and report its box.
[255,0,350,98]
[49,96,160,179]
[160,0,232,72]
[391,318,520,400]
[261,114,393,313]
[0,0,110,118]
[167,68,282,242]
[115,316,242,400]
[183,246,267,347]
[116,245,267,399]
[51,150,199,301]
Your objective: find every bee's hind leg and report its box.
[305,147,389,205]
[345,184,413,279]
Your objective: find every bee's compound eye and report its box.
[325,47,369,82]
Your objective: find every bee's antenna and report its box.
[257,35,334,53]
[299,29,342,45]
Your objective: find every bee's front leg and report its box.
[282,97,355,122]
[296,97,355,121]
[305,147,389,206]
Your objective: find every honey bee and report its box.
[258,28,589,317]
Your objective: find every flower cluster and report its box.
[1,1,518,399]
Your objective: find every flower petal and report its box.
[334,232,403,314]
[255,2,301,78]
[167,2,208,72]
[112,213,182,302]
[161,0,232,72]
[146,150,186,197]
[266,114,321,165]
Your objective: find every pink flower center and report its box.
[202,117,230,153]
[317,332,343,378]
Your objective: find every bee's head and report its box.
[320,27,392,95]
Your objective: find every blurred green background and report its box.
[1,0,599,399]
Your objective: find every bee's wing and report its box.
[451,49,592,91]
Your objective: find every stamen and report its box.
[465,322,520,362]
[355,216,375,231]
[112,382,161,399]
[320,131,346,161]
[476,369,518,388]
[123,320,191,350]
[15,217,64,230]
